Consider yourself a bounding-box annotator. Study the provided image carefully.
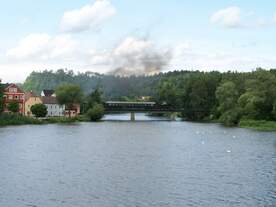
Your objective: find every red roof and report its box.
[4,83,24,93]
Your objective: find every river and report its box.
[0,114,275,207]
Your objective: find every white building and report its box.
[41,96,65,117]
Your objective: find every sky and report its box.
[0,0,276,82]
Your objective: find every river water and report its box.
[0,114,275,207]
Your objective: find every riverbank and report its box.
[0,113,42,126]
[0,113,89,126]
[1,113,276,131]
[239,119,276,131]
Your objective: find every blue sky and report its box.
[0,0,276,82]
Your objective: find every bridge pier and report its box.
[170,112,177,121]
[130,112,135,121]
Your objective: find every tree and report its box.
[86,103,104,121]
[0,83,4,113]
[238,71,276,120]
[87,88,103,110]
[31,104,47,117]
[216,81,239,114]
[219,108,242,126]
[8,101,19,113]
[56,84,83,117]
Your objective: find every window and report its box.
[8,95,13,100]
[9,87,17,93]
[15,96,18,100]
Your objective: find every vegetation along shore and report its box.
[1,68,276,131]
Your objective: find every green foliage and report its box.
[22,69,161,99]
[30,103,47,117]
[21,68,276,127]
[219,108,242,126]
[0,83,4,113]
[86,104,104,121]
[216,81,239,113]
[44,117,77,124]
[56,83,83,111]
[0,113,42,126]
[239,119,276,131]
[86,88,103,111]
[8,101,19,113]
[238,71,276,120]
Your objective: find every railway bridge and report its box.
[104,101,184,121]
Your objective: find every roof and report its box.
[105,101,156,105]
[24,91,37,101]
[42,89,55,97]
[4,83,24,93]
[41,96,59,104]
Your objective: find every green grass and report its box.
[44,115,91,123]
[239,119,276,131]
[0,113,90,126]
[0,113,42,126]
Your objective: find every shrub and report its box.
[31,103,47,117]
[219,108,242,126]
[0,113,42,126]
[8,101,19,113]
[86,104,104,121]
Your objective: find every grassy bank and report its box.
[0,113,42,126]
[239,119,276,131]
[43,115,90,124]
[0,113,90,126]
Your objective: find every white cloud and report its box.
[211,6,242,28]
[6,33,78,61]
[170,43,276,71]
[60,0,116,33]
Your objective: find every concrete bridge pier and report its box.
[130,112,135,121]
[170,112,177,121]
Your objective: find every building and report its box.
[41,89,55,97]
[65,104,81,117]
[3,84,25,114]
[41,96,65,117]
[24,91,43,117]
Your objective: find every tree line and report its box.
[155,69,276,125]
[2,68,276,126]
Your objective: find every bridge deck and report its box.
[104,102,184,113]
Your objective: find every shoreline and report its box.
[1,113,276,131]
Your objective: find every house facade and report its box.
[65,104,81,117]
[41,96,65,117]
[3,84,25,114]
[24,92,43,117]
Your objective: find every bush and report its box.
[44,117,77,124]
[219,108,242,126]
[31,103,47,117]
[8,101,19,113]
[0,113,42,126]
[86,104,104,121]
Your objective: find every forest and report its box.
[2,68,276,128]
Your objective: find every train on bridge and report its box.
[103,101,181,113]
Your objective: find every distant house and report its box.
[41,89,56,97]
[24,91,43,117]
[41,96,65,117]
[65,104,81,117]
[3,84,25,114]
